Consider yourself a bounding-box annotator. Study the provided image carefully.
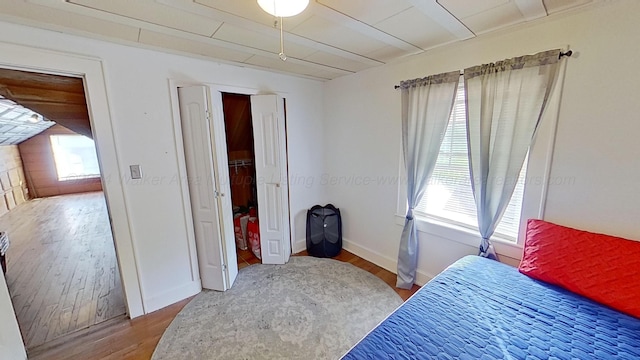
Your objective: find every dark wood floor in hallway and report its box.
[0,191,125,350]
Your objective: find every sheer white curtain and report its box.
[397,71,460,289]
[464,49,562,259]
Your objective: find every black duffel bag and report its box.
[306,204,342,258]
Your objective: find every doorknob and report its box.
[275,183,280,188]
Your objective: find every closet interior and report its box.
[221,93,261,268]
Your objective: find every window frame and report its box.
[395,64,565,259]
[50,134,101,181]
[414,79,527,242]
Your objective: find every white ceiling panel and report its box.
[364,45,413,63]
[374,7,458,50]
[66,16,141,43]
[290,15,391,55]
[513,0,547,21]
[303,51,371,73]
[1,0,598,80]
[0,96,55,145]
[212,23,317,60]
[318,0,411,25]
[194,0,313,30]
[405,0,474,40]
[305,68,350,81]
[456,1,527,34]
[68,0,222,36]
[138,29,254,63]
[544,0,594,14]
[310,2,420,53]
[243,54,337,79]
[5,0,141,42]
[438,0,511,19]
[157,0,383,68]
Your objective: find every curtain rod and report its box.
[393,50,573,89]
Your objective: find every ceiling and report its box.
[0,68,92,143]
[0,95,54,145]
[0,0,595,80]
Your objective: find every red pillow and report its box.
[519,219,640,319]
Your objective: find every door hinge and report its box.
[222,264,227,271]
[205,110,212,121]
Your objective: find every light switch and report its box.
[130,165,142,179]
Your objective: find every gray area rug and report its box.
[152,256,402,360]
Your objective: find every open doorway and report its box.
[0,68,125,350]
[221,93,261,270]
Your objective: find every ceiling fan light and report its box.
[257,0,309,17]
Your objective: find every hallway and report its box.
[0,192,125,349]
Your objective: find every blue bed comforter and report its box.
[342,256,640,359]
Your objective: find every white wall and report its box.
[0,271,26,359]
[0,20,325,314]
[322,0,640,282]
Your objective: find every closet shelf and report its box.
[229,159,253,174]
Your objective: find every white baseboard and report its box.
[143,280,201,314]
[292,237,433,287]
[292,239,306,254]
[342,238,434,287]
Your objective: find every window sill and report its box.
[394,214,523,259]
[58,175,101,182]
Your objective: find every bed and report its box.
[342,220,640,359]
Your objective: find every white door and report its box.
[178,86,238,291]
[0,270,27,359]
[208,91,239,284]
[250,95,291,264]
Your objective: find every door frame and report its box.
[0,42,144,318]
[168,81,293,278]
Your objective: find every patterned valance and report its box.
[398,70,461,90]
[464,49,562,79]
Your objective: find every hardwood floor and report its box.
[236,247,260,270]
[27,300,191,360]
[0,192,125,350]
[29,249,420,360]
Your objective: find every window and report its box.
[414,79,527,241]
[50,135,101,181]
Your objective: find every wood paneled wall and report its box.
[18,124,102,198]
[0,145,28,216]
[0,68,93,139]
[223,93,256,208]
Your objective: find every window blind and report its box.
[415,78,526,241]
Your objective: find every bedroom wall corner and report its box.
[321,0,640,282]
